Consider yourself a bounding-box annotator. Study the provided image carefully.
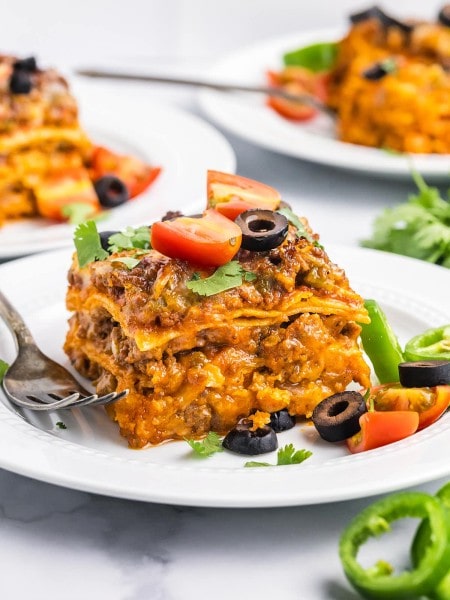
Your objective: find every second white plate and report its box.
[200,28,450,180]
[0,79,236,259]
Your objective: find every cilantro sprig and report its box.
[62,203,99,225]
[74,221,108,267]
[74,222,151,268]
[108,226,151,253]
[245,444,312,468]
[0,359,9,382]
[187,261,257,296]
[362,170,450,267]
[277,207,322,248]
[186,432,224,458]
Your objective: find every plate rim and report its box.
[0,245,448,507]
[199,27,450,179]
[0,83,236,259]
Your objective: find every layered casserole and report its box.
[64,210,370,448]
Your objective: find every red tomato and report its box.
[151,209,242,267]
[367,384,450,430]
[266,88,317,121]
[90,146,161,198]
[207,170,281,219]
[347,411,420,454]
[265,67,329,122]
[34,168,100,221]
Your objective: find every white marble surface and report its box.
[0,2,449,598]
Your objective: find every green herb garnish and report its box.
[110,256,142,270]
[277,206,322,247]
[0,359,9,382]
[107,226,151,253]
[55,421,67,430]
[283,41,338,72]
[61,203,98,225]
[362,170,450,267]
[245,443,312,467]
[186,432,224,458]
[187,261,257,296]
[74,221,108,267]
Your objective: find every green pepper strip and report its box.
[339,491,450,599]
[283,41,338,72]
[360,299,405,384]
[411,483,450,600]
[405,325,450,362]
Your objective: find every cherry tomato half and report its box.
[207,170,281,220]
[90,146,161,199]
[34,168,100,221]
[151,208,242,267]
[368,384,450,430]
[265,67,329,122]
[347,411,419,454]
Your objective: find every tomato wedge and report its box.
[207,171,281,220]
[33,168,100,221]
[368,384,450,430]
[347,411,419,454]
[151,209,242,267]
[265,67,329,122]
[90,146,161,199]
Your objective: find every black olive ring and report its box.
[235,209,289,251]
[312,391,367,443]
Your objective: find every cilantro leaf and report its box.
[277,206,323,248]
[55,421,67,430]
[362,171,450,266]
[61,202,98,225]
[186,261,257,296]
[0,359,9,382]
[186,432,224,458]
[276,443,312,465]
[110,256,142,270]
[108,226,151,253]
[245,444,312,467]
[74,221,108,267]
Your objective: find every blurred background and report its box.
[0,0,446,67]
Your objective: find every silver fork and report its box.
[0,289,128,411]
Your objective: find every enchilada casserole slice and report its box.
[64,217,370,448]
[0,54,94,226]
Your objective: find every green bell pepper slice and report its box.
[360,299,405,384]
[411,483,450,600]
[283,41,338,72]
[405,325,450,362]
[339,491,450,599]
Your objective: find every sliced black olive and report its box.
[235,209,288,251]
[362,59,396,80]
[13,56,37,72]
[349,5,413,33]
[99,230,120,252]
[398,360,450,388]
[375,8,414,33]
[438,5,450,26]
[9,71,32,94]
[269,409,296,432]
[94,176,129,208]
[349,5,383,24]
[312,391,367,443]
[222,420,278,455]
[161,210,184,221]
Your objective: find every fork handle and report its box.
[0,289,35,348]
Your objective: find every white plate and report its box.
[0,79,236,259]
[200,28,450,179]
[0,246,448,507]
